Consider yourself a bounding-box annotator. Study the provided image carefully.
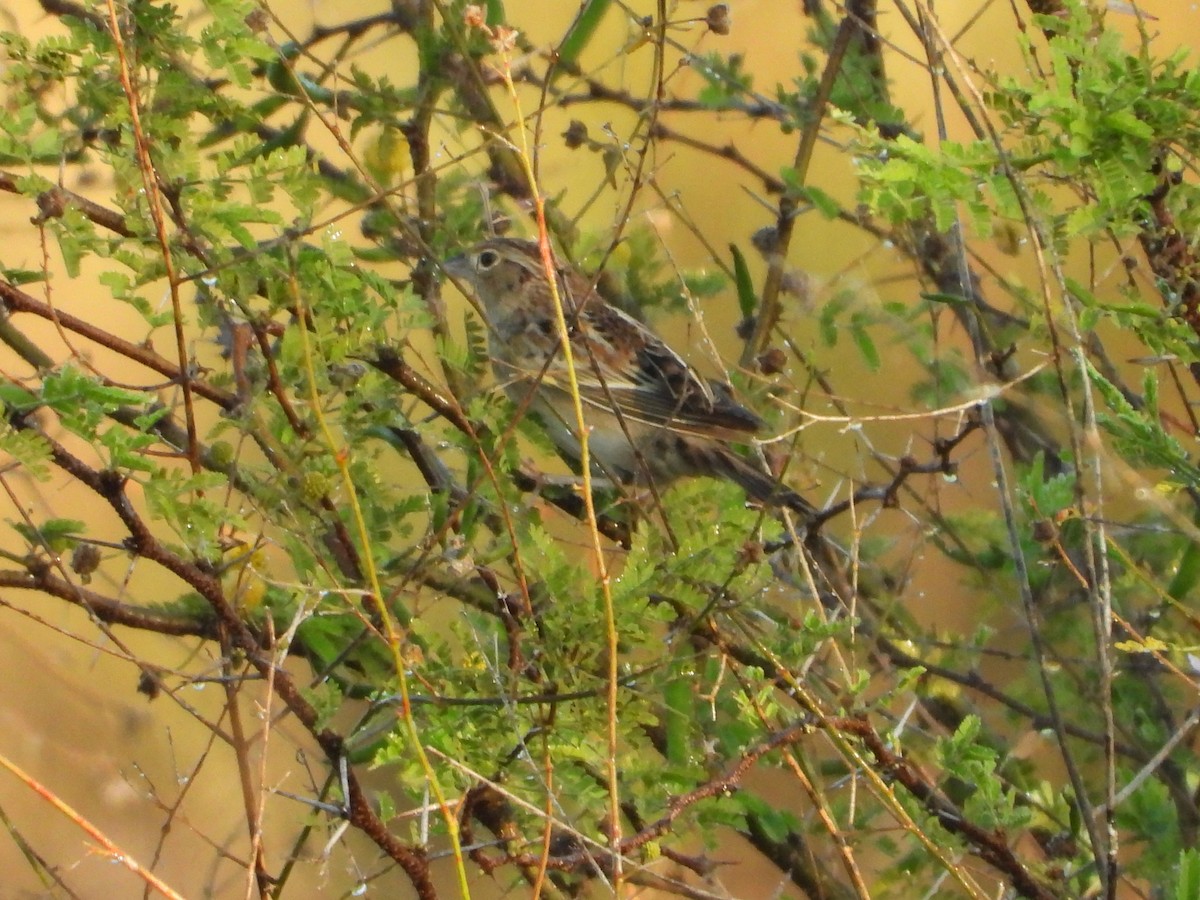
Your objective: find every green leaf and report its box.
[1102,109,1153,140]
[12,518,86,552]
[0,268,48,286]
[662,670,693,768]
[556,0,611,70]
[1088,364,1200,490]
[40,367,149,440]
[0,382,39,411]
[1176,848,1200,900]
[851,321,880,370]
[729,243,757,321]
[1168,521,1200,601]
[0,427,52,481]
[793,183,842,220]
[485,0,506,26]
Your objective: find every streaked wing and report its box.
[562,300,764,440]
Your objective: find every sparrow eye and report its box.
[477,248,500,269]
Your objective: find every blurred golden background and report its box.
[0,1,1193,896]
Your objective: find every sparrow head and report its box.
[444,238,554,314]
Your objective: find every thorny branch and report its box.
[0,0,1193,897]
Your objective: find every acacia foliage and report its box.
[0,1,1198,897]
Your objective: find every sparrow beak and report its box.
[442,254,471,279]
[441,254,487,319]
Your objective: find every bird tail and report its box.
[711,447,816,519]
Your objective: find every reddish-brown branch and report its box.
[840,716,1059,900]
[0,280,237,408]
[0,567,218,637]
[28,425,437,896]
[0,174,134,236]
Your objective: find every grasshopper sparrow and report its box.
[445,238,812,518]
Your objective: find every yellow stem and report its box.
[498,59,624,886]
[291,271,472,899]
